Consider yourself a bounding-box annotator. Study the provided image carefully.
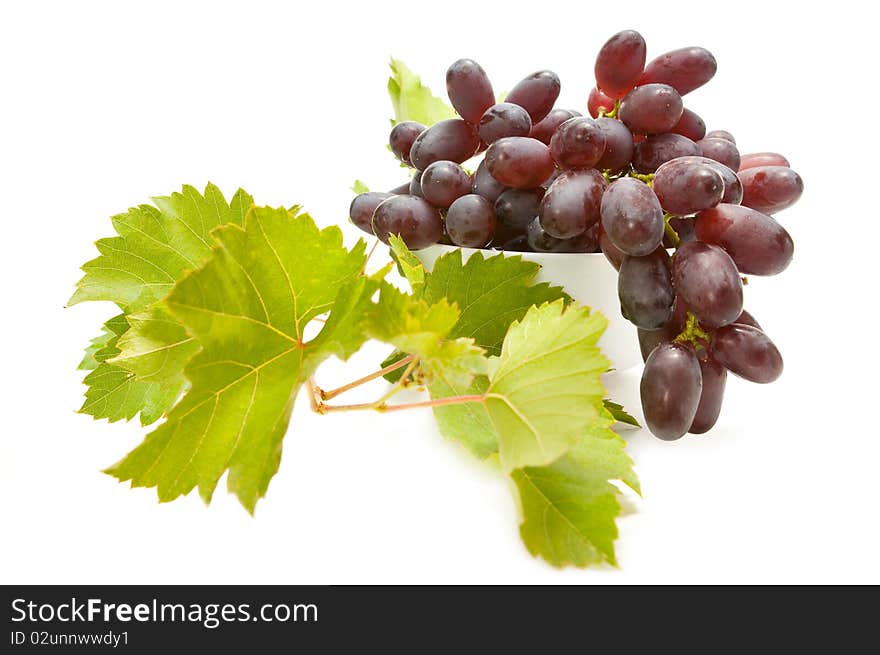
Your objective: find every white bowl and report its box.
[412,244,641,372]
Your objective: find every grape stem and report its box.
[317,394,485,414]
[663,212,681,248]
[674,311,712,348]
[315,354,415,401]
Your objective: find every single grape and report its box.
[641,342,703,440]
[632,133,701,173]
[619,83,684,134]
[695,203,794,275]
[653,157,724,215]
[689,354,727,434]
[734,309,762,330]
[637,324,676,362]
[595,117,634,172]
[711,324,783,383]
[446,59,495,124]
[389,182,411,195]
[371,195,443,250]
[639,47,718,95]
[738,166,804,214]
[505,70,561,123]
[698,137,741,171]
[445,194,496,247]
[389,121,426,166]
[599,222,627,270]
[349,192,392,235]
[672,241,743,327]
[492,227,530,251]
[705,129,735,143]
[594,29,647,99]
[495,187,545,230]
[526,216,569,252]
[549,116,607,169]
[600,177,665,256]
[478,102,532,144]
[670,107,707,141]
[529,108,581,145]
[420,160,472,208]
[618,247,675,329]
[738,152,791,171]
[587,86,616,118]
[472,159,507,203]
[485,136,556,189]
[672,155,743,204]
[539,168,606,238]
[409,170,424,198]
[409,119,481,171]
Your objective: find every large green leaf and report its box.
[513,411,640,568]
[485,300,609,472]
[365,284,486,387]
[388,59,457,126]
[106,207,376,512]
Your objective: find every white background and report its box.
[1,1,878,584]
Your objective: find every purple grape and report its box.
[594,117,634,173]
[705,129,735,143]
[371,195,442,250]
[594,30,647,99]
[409,119,481,171]
[641,342,702,440]
[389,121,426,166]
[734,309,762,330]
[600,177,664,256]
[667,216,696,244]
[738,166,804,214]
[711,324,783,383]
[539,168,606,239]
[505,70,561,123]
[619,84,683,134]
[529,108,581,145]
[549,116,607,169]
[349,192,391,235]
[588,86,616,118]
[388,182,411,195]
[420,160,471,208]
[485,136,555,189]
[409,170,424,198]
[478,102,532,144]
[670,107,707,141]
[445,194,496,248]
[698,137,741,171]
[495,187,545,230]
[653,157,724,215]
[472,159,507,203]
[739,152,790,171]
[632,133,701,173]
[618,247,675,329]
[689,354,727,434]
[695,203,794,275]
[446,59,495,125]
[639,47,718,96]
[599,222,626,271]
[672,241,743,328]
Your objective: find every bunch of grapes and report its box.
[350,29,803,441]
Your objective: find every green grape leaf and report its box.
[79,314,126,370]
[351,180,370,194]
[388,235,425,296]
[79,315,183,425]
[388,58,456,126]
[69,183,252,313]
[603,399,640,428]
[512,410,640,568]
[365,284,486,387]
[105,207,376,512]
[485,300,609,472]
